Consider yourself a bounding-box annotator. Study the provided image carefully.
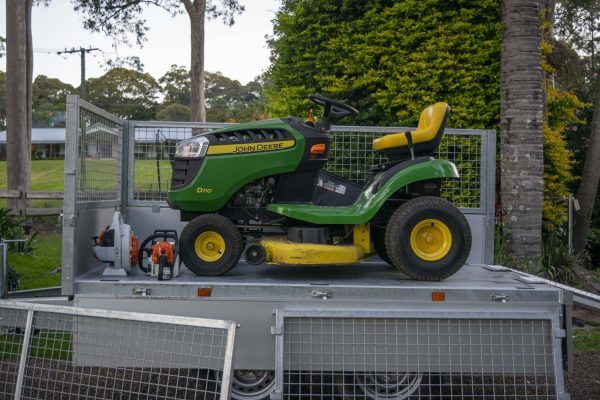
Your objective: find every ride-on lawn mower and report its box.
[168,94,471,280]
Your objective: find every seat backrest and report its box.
[372,102,450,158]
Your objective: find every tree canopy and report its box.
[85,67,161,120]
[71,0,244,121]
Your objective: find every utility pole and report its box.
[57,47,100,100]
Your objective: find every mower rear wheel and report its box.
[180,214,243,276]
[372,226,392,265]
[385,196,471,281]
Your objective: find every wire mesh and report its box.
[133,126,212,202]
[280,316,558,400]
[77,108,122,203]
[0,303,235,400]
[326,130,483,209]
[0,307,28,400]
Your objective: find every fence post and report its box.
[0,243,7,299]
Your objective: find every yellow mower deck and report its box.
[261,238,367,265]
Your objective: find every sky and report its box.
[0,0,280,86]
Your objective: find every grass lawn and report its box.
[8,233,62,290]
[0,160,65,192]
[0,331,72,361]
[573,326,600,352]
[0,159,173,193]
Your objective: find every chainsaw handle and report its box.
[152,230,179,242]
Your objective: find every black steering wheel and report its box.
[308,94,359,123]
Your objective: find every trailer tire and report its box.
[180,214,243,276]
[335,372,439,400]
[385,196,471,281]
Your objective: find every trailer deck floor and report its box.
[73,259,561,300]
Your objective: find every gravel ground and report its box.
[565,351,600,400]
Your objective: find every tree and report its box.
[500,0,545,263]
[85,67,161,120]
[0,71,6,130]
[0,36,5,59]
[5,0,33,215]
[160,65,191,106]
[205,72,266,122]
[33,75,75,107]
[72,0,244,122]
[267,0,501,128]
[156,103,191,121]
[157,65,267,122]
[555,0,600,256]
[31,75,75,127]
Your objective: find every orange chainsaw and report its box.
[138,230,179,280]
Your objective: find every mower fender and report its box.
[267,159,459,224]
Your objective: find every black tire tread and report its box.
[372,226,392,265]
[180,214,243,276]
[385,196,471,281]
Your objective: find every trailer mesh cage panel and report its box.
[275,312,563,400]
[0,302,236,400]
[130,123,490,210]
[132,124,231,202]
[0,307,28,398]
[328,130,483,209]
[76,107,122,203]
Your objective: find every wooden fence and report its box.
[0,189,63,216]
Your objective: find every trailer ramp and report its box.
[484,264,600,311]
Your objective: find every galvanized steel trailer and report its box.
[61,95,572,399]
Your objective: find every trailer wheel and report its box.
[214,370,275,400]
[385,196,471,281]
[372,226,392,265]
[335,372,439,400]
[180,214,243,276]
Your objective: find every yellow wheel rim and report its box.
[194,231,226,262]
[409,219,452,261]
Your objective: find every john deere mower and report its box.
[167,94,471,280]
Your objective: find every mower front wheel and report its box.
[180,214,244,276]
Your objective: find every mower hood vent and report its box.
[207,129,292,144]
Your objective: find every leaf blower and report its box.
[91,212,139,276]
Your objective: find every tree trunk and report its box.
[500,0,545,263]
[188,0,207,122]
[573,80,600,255]
[6,0,33,215]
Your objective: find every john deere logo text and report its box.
[207,140,295,155]
[234,142,284,153]
[196,187,213,194]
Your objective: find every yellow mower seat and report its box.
[372,102,450,156]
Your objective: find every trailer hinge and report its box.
[270,325,282,336]
[63,215,77,227]
[132,288,151,297]
[490,294,509,303]
[554,328,567,338]
[311,290,331,300]
[270,390,283,400]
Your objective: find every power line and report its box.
[56,47,101,100]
